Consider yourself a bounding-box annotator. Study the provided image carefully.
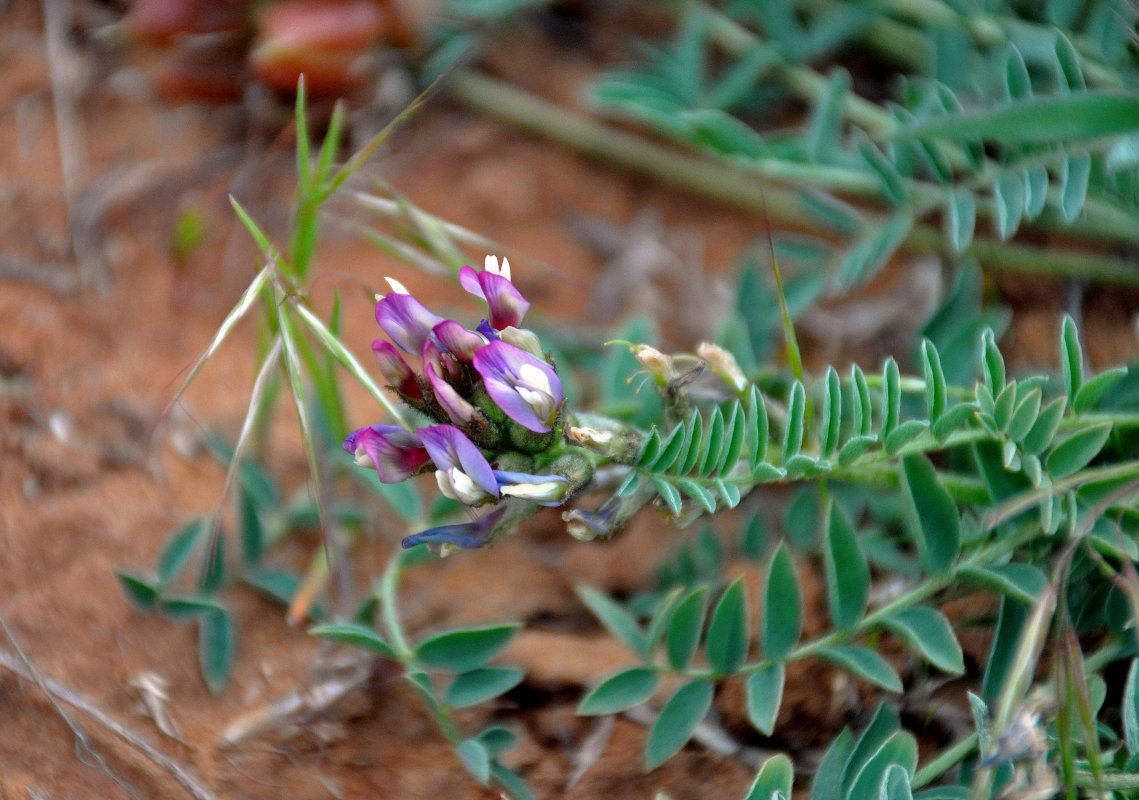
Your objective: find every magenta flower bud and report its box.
[402,507,506,551]
[375,292,443,354]
[433,320,486,362]
[372,340,420,399]
[343,425,431,483]
[418,425,500,506]
[421,339,464,385]
[459,264,530,331]
[425,362,479,426]
[473,341,563,433]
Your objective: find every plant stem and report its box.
[448,71,1139,287]
[912,732,978,789]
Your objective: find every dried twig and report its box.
[0,612,217,800]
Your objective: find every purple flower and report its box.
[343,425,431,483]
[372,340,421,400]
[433,320,486,362]
[460,265,530,331]
[418,424,499,505]
[425,362,480,426]
[375,292,443,354]
[473,341,563,433]
[402,507,506,550]
[492,470,569,506]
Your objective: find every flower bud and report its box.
[634,345,677,388]
[697,342,747,394]
[497,326,544,357]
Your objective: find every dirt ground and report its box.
[2,2,1137,800]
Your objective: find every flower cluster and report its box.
[345,256,579,551]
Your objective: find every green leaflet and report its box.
[900,453,961,574]
[837,213,912,289]
[668,586,709,670]
[446,667,525,709]
[852,364,872,437]
[783,381,806,462]
[199,608,235,695]
[763,544,802,662]
[994,169,1025,240]
[921,339,947,425]
[881,607,964,674]
[577,585,648,657]
[1124,659,1139,754]
[309,622,397,659]
[824,503,869,630]
[645,680,715,770]
[816,645,903,692]
[810,727,855,800]
[743,754,794,800]
[157,518,208,587]
[821,366,843,456]
[846,730,917,800]
[1060,150,1091,222]
[1046,422,1113,478]
[956,560,1043,606]
[746,663,785,736]
[577,667,660,716]
[415,624,521,673]
[1060,314,1085,405]
[457,738,491,785]
[840,704,901,797]
[706,577,750,675]
[116,570,158,610]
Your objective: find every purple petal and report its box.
[425,363,478,426]
[344,424,430,483]
[459,264,484,299]
[479,271,530,329]
[401,507,505,550]
[375,293,443,353]
[476,320,499,340]
[372,340,420,399]
[433,320,486,362]
[417,425,499,498]
[473,341,563,433]
[459,265,530,330]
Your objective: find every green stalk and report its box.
[448,71,1139,287]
